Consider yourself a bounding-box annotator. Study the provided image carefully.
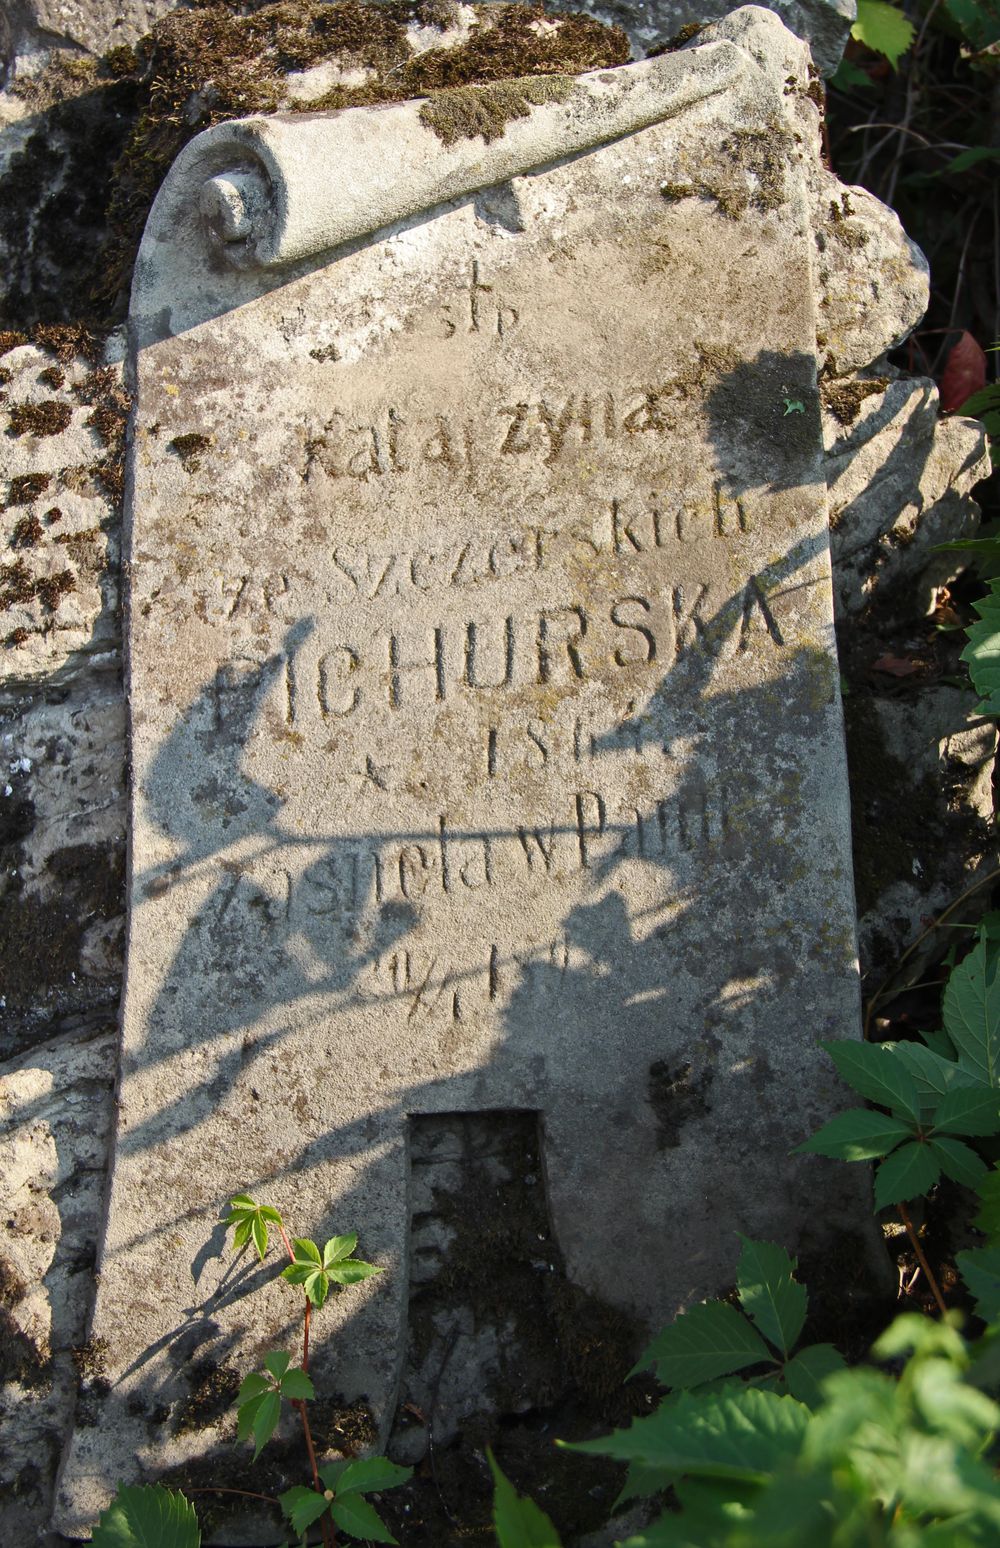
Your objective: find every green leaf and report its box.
[236,1371,270,1403]
[932,1085,1000,1137]
[330,1492,399,1544]
[327,1259,382,1286]
[568,1386,809,1484]
[958,384,1000,418]
[831,56,877,87]
[323,1233,358,1266]
[886,1041,980,1116]
[231,1219,252,1252]
[851,0,916,66]
[634,1300,772,1387]
[736,1237,806,1358]
[237,1392,266,1444]
[957,1246,1000,1321]
[279,1485,331,1537]
[615,1459,676,1507]
[304,1269,330,1307]
[782,1343,847,1408]
[92,1485,200,1548]
[280,1368,315,1401]
[943,0,1000,50]
[489,1451,563,1547]
[824,1040,923,1122]
[251,1214,267,1260]
[975,1164,1000,1241]
[795,1107,913,1160]
[874,1141,942,1208]
[281,1264,315,1286]
[943,935,1000,1086]
[251,1389,281,1459]
[943,146,1000,175]
[929,1136,990,1188]
[291,1237,322,1265]
[336,1457,412,1495]
[227,1193,256,1212]
[263,1350,291,1381]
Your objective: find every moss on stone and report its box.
[0,1,627,333]
[822,376,889,424]
[419,72,574,144]
[8,400,73,436]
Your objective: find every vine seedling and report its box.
[91,1194,410,1548]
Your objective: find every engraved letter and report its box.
[389,627,446,708]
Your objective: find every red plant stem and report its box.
[184,1487,280,1504]
[297,1398,335,1548]
[899,1201,948,1317]
[276,1215,335,1545]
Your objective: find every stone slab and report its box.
[59,10,874,1534]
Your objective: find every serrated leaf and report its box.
[236,1371,270,1403]
[886,1041,980,1118]
[932,1085,1000,1137]
[318,1461,350,1491]
[251,1214,268,1260]
[929,1136,989,1188]
[258,1205,282,1222]
[489,1451,563,1547]
[975,1164,1000,1241]
[231,1219,252,1252]
[229,1193,256,1211]
[279,1368,315,1401]
[824,1041,923,1122]
[291,1237,322,1265]
[323,1232,358,1266]
[615,1458,676,1507]
[957,1246,1000,1321]
[736,1237,806,1357]
[782,1343,847,1408]
[330,1491,398,1544]
[279,1485,331,1538]
[237,1392,266,1444]
[634,1300,772,1387]
[943,935,1000,1086]
[281,1264,314,1286]
[263,1350,291,1381]
[92,1485,201,1548]
[251,1389,281,1459]
[851,0,916,66]
[304,1269,329,1308]
[568,1386,809,1484]
[336,1457,412,1495]
[874,1141,942,1208]
[795,1107,913,1160]
[327,1259,382,1286]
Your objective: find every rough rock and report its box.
[6,0,180,60]
[550,0,855,75]
[826,375,990,620]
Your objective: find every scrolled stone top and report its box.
[131,6,819,341]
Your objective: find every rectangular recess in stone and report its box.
[57,13,872,1535]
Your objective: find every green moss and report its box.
[419,72,574,144]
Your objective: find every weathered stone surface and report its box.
[0,1016,116,1546]
[825,375,990,619]
[53,11,889,1532]
[571,0,855,74]
[11,0,179,56]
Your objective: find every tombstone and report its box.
[56,9,911,1533]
